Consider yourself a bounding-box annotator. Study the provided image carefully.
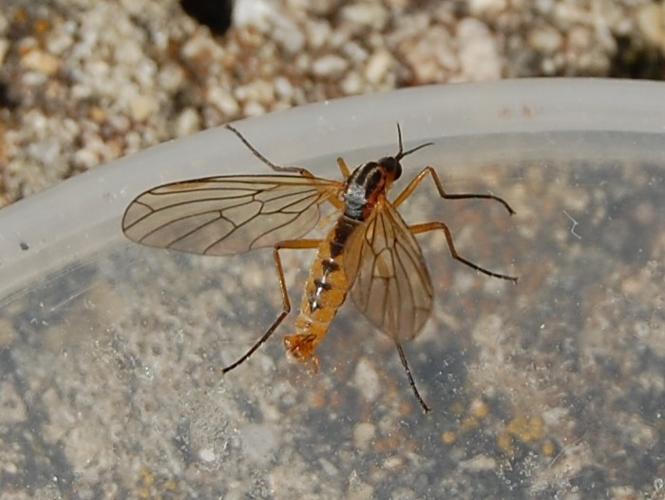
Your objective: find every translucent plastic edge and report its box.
[1,78,665,299]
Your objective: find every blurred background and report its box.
[1,0,664,207]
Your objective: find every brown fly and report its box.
[122,124,517,413]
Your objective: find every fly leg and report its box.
[394,338,430,414]
[410,222,517,282]
[221,239,321,373]
[226,124,316,178]
[392,166,515,215]
[336,157,351,178]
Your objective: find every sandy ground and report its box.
[1,0,664,205]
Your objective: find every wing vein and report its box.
[123,175,342,255]
[350,200,433,341]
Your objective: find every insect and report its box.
[122,124,517,413]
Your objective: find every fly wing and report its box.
[122,175,342,255]
[350,199,434,341]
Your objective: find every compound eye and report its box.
[378,157,396,172]
[394,161,402,179]
[380,157,402,179]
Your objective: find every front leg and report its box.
[393,166,515,215]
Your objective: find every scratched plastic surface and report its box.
[1,81,664,498]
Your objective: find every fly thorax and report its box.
[343,182,366,220]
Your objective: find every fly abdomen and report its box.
[302,256,347,323]
[285,217,361,362]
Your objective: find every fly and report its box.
[122,124,517,413]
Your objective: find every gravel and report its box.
[0,0,663,206]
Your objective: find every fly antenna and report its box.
[396,122,404,157]
[394,123,434,161]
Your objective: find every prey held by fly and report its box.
[122,124,517,413]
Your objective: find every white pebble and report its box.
[181,32,223,61]
[460,454,497,471]
[233,0,277,30]
[529,26,563,54]
[234,79,274,104]
[207,86,239,116]
[175,108,201,137]
[0,11,8,34]
[115,39,144,66]
[273,19,305,54]
[273,76,293,99]
[347,472,374,500]
[45,30,73,55]
[353,358,380,403]
[306,19,332,50]
[383,456,402,469]
[199,447,216,463]
[319,457,338,476]
[457,18,502,81]
[340,3,389,30]
[73,148,99,169]
[341,71,364,94]
[158,63,186,92]
[365,49,393,84]
[312,54,348,78]
[353,422,376,450]
[468,0,507,17]
[129,95,157,122]
[21,50,60,76]
[243,100,266,116]
[637,4,665,53]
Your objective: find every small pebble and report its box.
[243,100,266,116]
[637,3,665,54]
[198,448,216,463]
[311,54,349,78]
[21,49,60,76]
[457,17,502,80]
[129,95,157,122]
[305,19,331,50]
[353,422,376,450]
[158,63,186,92]
[383,456,402,469]
[460,454,497,471]
[207,86,240,116]
[234,79,274,104]
[469,0,507,17]
[365,49,393,84]
[73,148,99,169]
[529,26,563,54]
[340,71,364,94]
[347,472,374,500]
[353,358,380,403]
[175,107,201,137]
[273,76,293,100]
[340,3,389,30]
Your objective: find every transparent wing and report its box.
[350,199,434,341]
[122,175,342,255]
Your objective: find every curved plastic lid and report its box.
[1,79,664,497]
[3,78,665,295]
